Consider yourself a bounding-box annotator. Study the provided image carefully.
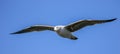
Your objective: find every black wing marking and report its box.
[65,18,117,32]
[11,25,54,34]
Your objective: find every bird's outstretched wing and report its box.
[65,18,117,32]
[11,25,54,34]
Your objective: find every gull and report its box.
[11,18,117,40]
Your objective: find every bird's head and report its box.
[54,25,65,31]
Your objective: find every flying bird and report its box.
[11,18,117,40]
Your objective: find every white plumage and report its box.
[54,26,77,40]
[11,18,116,40]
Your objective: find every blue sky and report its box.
[0,0,120,54]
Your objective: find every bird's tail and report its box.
[69,36,78,40]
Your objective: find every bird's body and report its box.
[54,26,77,40]
[11,18,117,40]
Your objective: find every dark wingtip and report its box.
[10,32,23,34]
[112,18,117,20]
[10,32,19,34]
[107,18,117,22]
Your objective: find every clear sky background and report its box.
[0,0,120,54]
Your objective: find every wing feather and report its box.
[65,18,117,32]
[11,25,54,34]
